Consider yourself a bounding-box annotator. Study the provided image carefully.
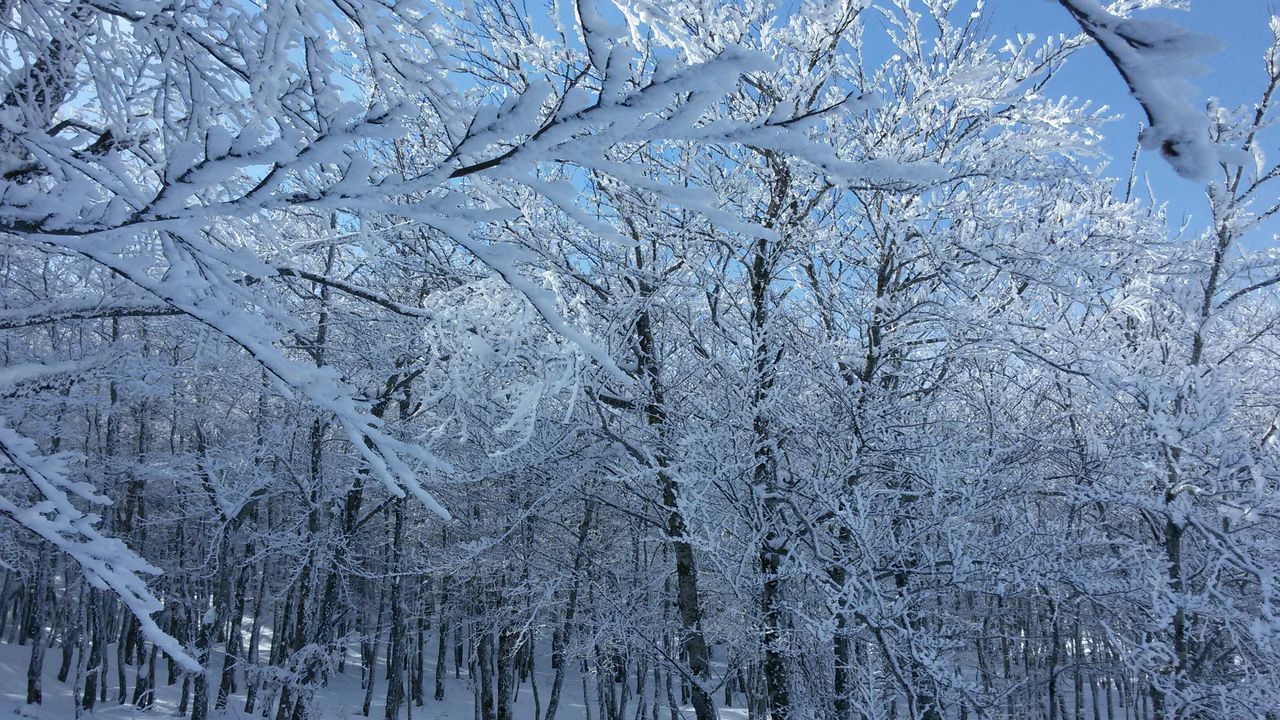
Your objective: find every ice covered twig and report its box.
[1058,0,1226,180]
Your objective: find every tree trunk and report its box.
[132,642,156,709]
[82,588,102,710]
[435,576,449,701]
[362,568,389,718]
[385,501,408,720]
[496,626,518,720]
[544,500,594,720]
[624,227,718,720]
[192,601,217,720]
[218,538,254,709]
[245,556,269,714]
[413,608,425,706]
[25,574,46,704]
[477,625,496,720]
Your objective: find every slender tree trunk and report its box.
[362,568,389,718]
[73,582,88,719]
[496,626,518,720]
[385,500,408,720]
[435,576,449,702]
[413,608,425,707]
[1048,599,1061,720]
[545,500,594,720]
[746,157,801,720]
[614,221,720,720]
[477,625,496,720]
[24,550,48,705]
[192,599,217,720]
[115,614,132,704]
[218,537,254,708]
[455,629,464,680]
[132,642,156,709]
[245,556,269,714]
[82,588,102,710]
[57,598,77,684]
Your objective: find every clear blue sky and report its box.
[986,0,1279,245]
[577,0,1277,244]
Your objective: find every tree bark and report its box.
[25,551,48,704]
[385,500,408,720]
[545,500,594,720]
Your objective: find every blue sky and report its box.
[568,0,1276,243]
[985,0,1279,245]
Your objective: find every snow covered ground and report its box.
[0,638,750,720]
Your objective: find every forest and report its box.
[1,0,1278,718]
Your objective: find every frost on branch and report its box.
[0,0,936,663]
[1,1,1277,716]
[1057,0,1231,179]
[0,422,199,671]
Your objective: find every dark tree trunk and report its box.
[477,625,495,720]
[435,576,449,702]
[131,642,156,709]
[385,501,408,720]
[218,539,254,709]
[496,626,519,720]
[82,589,103,710]
[412,608,425,706]
[544,500,594,720]
[25,549,50,705]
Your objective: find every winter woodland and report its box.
[1,0,1279,718]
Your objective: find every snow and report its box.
[3,0,1280,718]
[0,636,743,720]
[1057,0,1230,179]
[0,424,199,672]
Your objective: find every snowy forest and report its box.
[1,0,1279,718]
